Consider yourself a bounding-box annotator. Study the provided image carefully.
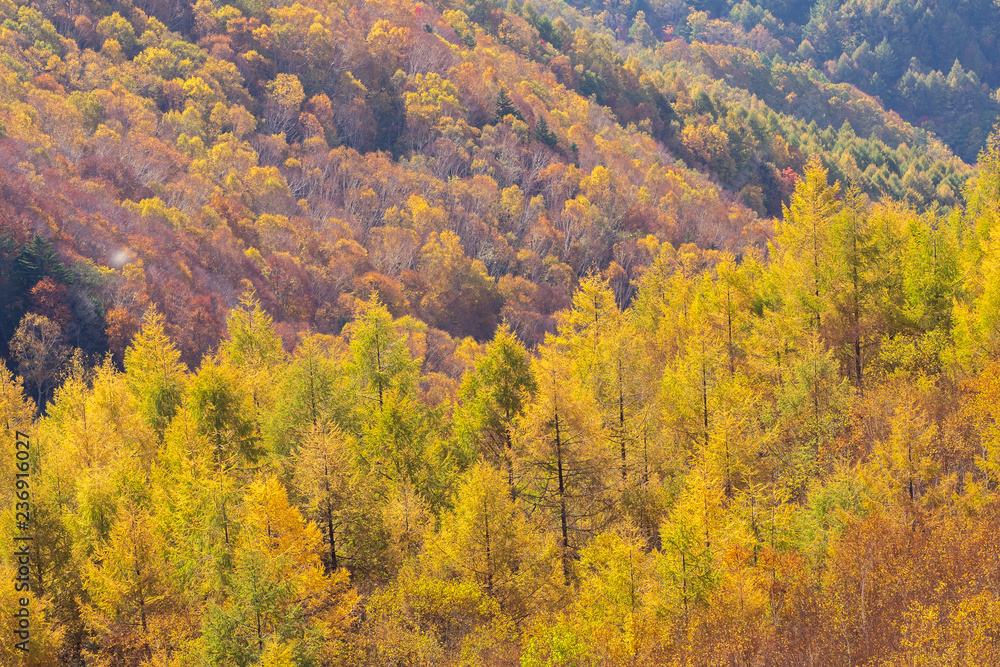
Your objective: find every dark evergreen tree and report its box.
[494,87,524,123]
[16,234,72,288]
[534,116,558,147]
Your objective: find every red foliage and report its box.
[779,167,801,197]
[29,278,73,329]
[105,306,139,365]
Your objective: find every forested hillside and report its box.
[0,0,982,371]
[3,0,1000,663]
[567,0,1000,162]
[0,0,758,370]
[5,150,1000,664]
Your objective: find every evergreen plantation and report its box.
[3,0,1000,663]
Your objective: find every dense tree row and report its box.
[5,134,1000,665]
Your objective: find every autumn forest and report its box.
[2,0,1000,664]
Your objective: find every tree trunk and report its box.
[554,406,570,581]
[727,287,735,375]
[326,500,338,572]
[484,496,493,594]
[702,342,710,448]
[618,357,626,482]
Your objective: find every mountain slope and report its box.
[0,0,770,366]
[0,0,981,369]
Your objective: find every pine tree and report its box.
[519,349,612,580]
[956,130,1000,362]
[16,233,72,288]
[456,323,537,492]
[0,357,35,431]
[657,500,717,629]
[534,115,558,147]
[201,478,357,665]
[346,296,418,413]
[80,502,174,664]
[900,206,958,332]
[494,87,523,124]
[266,333,350,456]
[294,426,362,574]
[125,309,186,433]
[628,11,656,48]
[221,289,284,413]
[188,355,263,471]
[424,463,562,617]
[572,528,657,662]
[774,158,842,331]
